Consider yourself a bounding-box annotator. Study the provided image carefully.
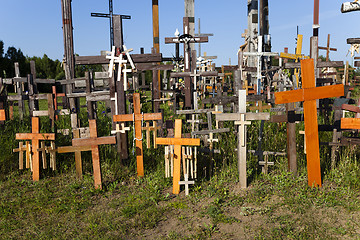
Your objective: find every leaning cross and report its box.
[16,117,55,181]
[275,58,344,187]
[72,119,116,189]
[113,93,162,177]
[156,119,200,194]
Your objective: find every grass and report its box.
[1,92,360,239]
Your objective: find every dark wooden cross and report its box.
[318,34,337,62]
[16,117,55,181]
[275,59,344,187]
[91,0,131,49]
[72,119,116,189]
[156,119,200,194]
[113,93,162,177]
[165,17,209,108]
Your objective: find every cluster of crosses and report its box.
[3,0,360,196]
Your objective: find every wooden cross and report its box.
[91,0,131,49]
[275,59,344,187]
[142,121,161,149]
[16,117,55,181]
[319,34,337,62]
[280,34,307,88]
[165,17,209,108]
[113,93,162,177]
[72,119,116,189]
[249,101,271,112]
[179,174,195,196]
[156,119,200,194]
[13,141,31,170]
[215,90,270,188]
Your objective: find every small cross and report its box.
[179,174,195,196]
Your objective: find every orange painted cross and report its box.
[275,59,344,187]
[16,117,55,181]
[156,119,200,194]
[113,93,162,177]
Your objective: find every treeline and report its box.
[0,40,101,80]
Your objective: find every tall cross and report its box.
[318,34,337,61]
[91,0,131,50]
[113,93,162,177]
[165,17,209,108]
[275,59,344,187]
[16,117,55,181]
[72,120,116,189]
[156,119,200,194]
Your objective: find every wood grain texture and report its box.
[341,118,360,130]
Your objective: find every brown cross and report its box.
[16,117,55,181]
[113,93,162,177]
[72,119,116,189]
[318,34,337,62]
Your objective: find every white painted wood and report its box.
[179,174,195,196]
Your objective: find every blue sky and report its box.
[0,0,358,66]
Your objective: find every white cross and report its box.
[106,46,116,78]
[179,174,195,196]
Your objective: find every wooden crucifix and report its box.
[72,120,116,189]
[16,117,55,181]
[165,17,209,108]
[215,90,270,188]
[156,119,200,194]
[142,121,161,149]
[113,93,162,177]
[318,34,337,62]
[275,58,344,187]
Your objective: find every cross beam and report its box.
[156,119,200,194]
[275,59,344,187]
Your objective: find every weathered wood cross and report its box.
[72,120,116,189]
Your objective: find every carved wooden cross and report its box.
[72,120,116,189]
[113,93,162,177]
[249,101,271,112]
[275,59,344,187]
[16,117,55,181]
[156,119,200,194]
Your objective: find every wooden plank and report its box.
[285,61,343,69]
[342,104,360,113]
[191,128,230,135]
[134,93,144,177]
[57,145,92,153]
[16,133,55,141]
[341,118,360,129]
[341,2,360,13]
[355,61,360,67]
[72,136,116,147]
[347,38,360,44]
[75,53,162,65]
[136,63,174,71]
[156,138,200,146]
[113,113,162,122]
